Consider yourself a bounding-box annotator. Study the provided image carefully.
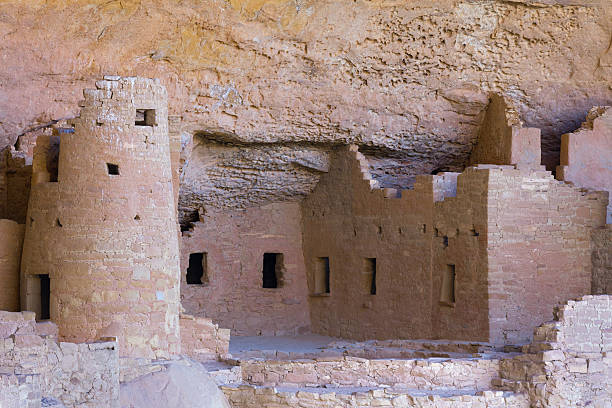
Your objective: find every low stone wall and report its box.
[500,295,612,407]
[0,373,41,408]
[240,356,500,390]
[222,385,529,408]
[0,311,119,407]
[180,314,230,360]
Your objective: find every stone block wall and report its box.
[592,226,611,294]
[222,386,529,408]
[239,357,500,390]
[0,219,24,312]
[302,146,607,344]
[302,145,439,340]
[500,295,612,407]
[180,314,230,361]
[180,203,310,336]
[0,311,119,408]
[486,168,608,344]
[557,106,612,223]
[469,94,541,170]
[20,77,181,359]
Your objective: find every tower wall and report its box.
[20,77,181,358]
[0,219,24,312]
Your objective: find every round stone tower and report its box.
[21,77,181,358]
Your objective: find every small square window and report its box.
[106,163,119,175]
[135,109,156,126]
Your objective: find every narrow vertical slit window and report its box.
[39,274,50,320]
[365,258,377,295]
[440,264,456,306]
[314,257,330,295]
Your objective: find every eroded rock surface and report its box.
[1,0,611,215]
[120,361,231,408]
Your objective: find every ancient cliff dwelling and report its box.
[0,1,611,408]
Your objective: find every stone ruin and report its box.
[0,76,610,407]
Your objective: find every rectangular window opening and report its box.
[365,258,377,295]
[314,257,330,295]
[262,253,283,288]
[440,264,456,306]
[106,163,119,176]
[186,252,208,285]
[135,109,156,126]
[39,274,50,320]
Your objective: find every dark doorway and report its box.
[262,253,283,288]
[39,274,50,320]
[365,258,377,295]
[186,253,207,284]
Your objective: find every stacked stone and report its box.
[179,314,230,361]
[499,295,612,407]
[0,311,119,408]
[21,77,181,359]
[221,386,529,408]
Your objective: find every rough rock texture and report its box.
[120,360,231,408]
[1,0,611,217]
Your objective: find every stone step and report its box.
[221,384,530,408]
[238,356,502,391]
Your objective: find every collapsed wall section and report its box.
[20,77,181,359]
[557,106,612,223]
[500,295,612,407]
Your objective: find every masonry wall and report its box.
[301,146,490,341]
[500,295,612,407]
[469,94,541,170]
[557,106,612,223]
[302,147,606,344]
[0,311,119,407]
[486,167,607,344]
[592,226,612,294]
[20,77,181,359]
[0,219,24,312]
[181,203,310,336]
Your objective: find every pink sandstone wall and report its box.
[180,203,310,336]
[557,106,612,223]
[0,220,24,312]
[20,77,181,359]
[301,145,490,341]
[301,146,607,344]
[592,225,612,295]
[485,167,607,344]
[469,94,541,170]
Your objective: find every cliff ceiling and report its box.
[1,0,611,222]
